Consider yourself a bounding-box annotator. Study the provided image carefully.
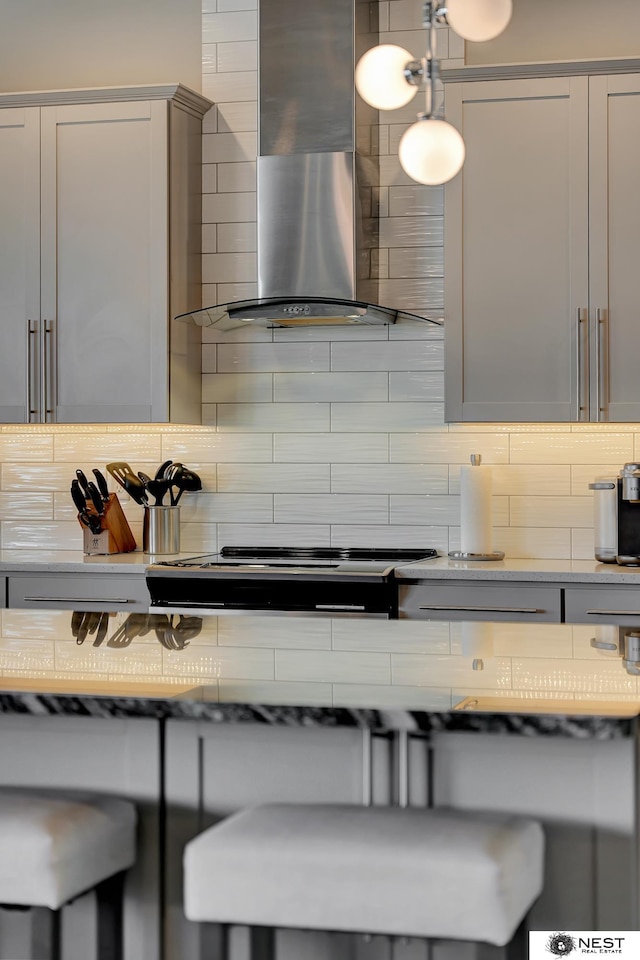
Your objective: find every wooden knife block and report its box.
[81,493,137,555]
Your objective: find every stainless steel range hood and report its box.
[178,0,442,332]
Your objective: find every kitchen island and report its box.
[0,605,636,959]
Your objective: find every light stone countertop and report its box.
[0,549,200,575]
[395,556,640,583]
[2,551,640,585]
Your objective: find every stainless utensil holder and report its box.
[143,505,180,555]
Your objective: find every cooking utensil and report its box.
[155,460,173,481]
[166,463,185,505]
[106,462,148,505]
[138,470,171,505]
[93,612,110,648]
[172,468,202,505]
[92,468,110,502]
[71,479,102,534]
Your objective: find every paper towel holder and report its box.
[449,453,505,561]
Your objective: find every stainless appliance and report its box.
[616,463,640,565]
[146,546,438,618]
[175,0,442,333]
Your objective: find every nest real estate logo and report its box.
[529,932,640,958]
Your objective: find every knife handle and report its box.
[92,468,110,502]
[87,481,104,517]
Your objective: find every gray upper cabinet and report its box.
[444,68,640,423]
[0,85,210,425]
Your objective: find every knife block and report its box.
[81,493,137,555]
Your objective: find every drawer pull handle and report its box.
[21,596,133,604]
[585,609,640,617]
[418,605,541,614]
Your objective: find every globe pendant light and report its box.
[445,0,512,42]
[399,116,465,185]
[354,0,512,186]
[355,45,420,110]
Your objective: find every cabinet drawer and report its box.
[398,582,562,622]
[565,586,640,625]
[8,575,149,612]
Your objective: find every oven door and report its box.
[146,571,396,618]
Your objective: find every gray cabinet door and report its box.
[445,76,590,422]
[7,574,149,611]
[589,74,640,422]
[399,581,563,622]
[0,108,40,423]
[40,100,170,423]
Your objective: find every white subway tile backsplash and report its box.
[218,463,330,493]
[390,494,508,527]
[165,433,272,462]
[217,221,256,253]
[274,372,388,403]
[217,160,256,192]
[219,617,331,649]
[331,401,444,432]
[217,402,329,432]
[510,496,592,529]
[217,101,257,133]
[389,372,444,402]
[0,493,53,521]
[332,619,450,654]
[218,341,330,373]
[203,131,257,164]
[274,494,388,525]
[203,192,256,223]
[202,11,257,43]
[202,71,257,103]
[388,185,443,217]
[331,525,449,551]
[510,433,634,465]
[216,39,257,72]
[391,432,509,464]
[274,434,389,463]
[388,247,443,278]
[217,524,331,547]
[331,463,448,495]
[0,435,53,461]
[379,216,444,247]
[203,252,256,284]
[202,373,272,403]
[331,340,443,372]
[275,649,391,685]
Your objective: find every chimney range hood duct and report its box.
[177,0,442,332]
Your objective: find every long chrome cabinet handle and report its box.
[22,597,134,604]
[42,319,55,422]
[576,307,589,421]
[27,320,39,422]
[418,605,541,614]
[596,308,609,421]
[585,609,640,617]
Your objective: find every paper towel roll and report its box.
[459,454,493,554]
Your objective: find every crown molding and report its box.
[0,83,213,115]
[442,56,640,83]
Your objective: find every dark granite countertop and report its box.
[0,607,635,738]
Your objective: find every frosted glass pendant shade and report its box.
[445,0,513,42]
[399,117,465,185]
[355,45,418,110]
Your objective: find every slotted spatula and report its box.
[106,462,148,505]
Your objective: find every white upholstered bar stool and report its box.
[184,802,545,959]
[0,788,137,960]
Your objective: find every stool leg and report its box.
[249,925,276,960]
[95,871,126,960]
[31,907,61,960]
[504,916,528,960]
[201,921,230,960]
